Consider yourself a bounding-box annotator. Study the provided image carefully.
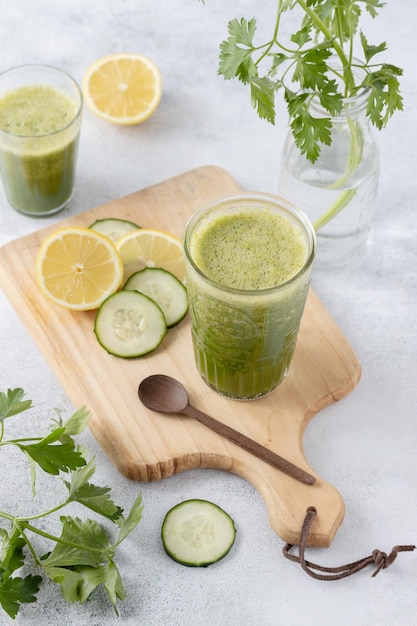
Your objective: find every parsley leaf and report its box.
[362,0,385,19]
[250,76,276,123]
[218,18,257,82]
[315,79,343,115]
[45,566,84,602]
[291,47,332,90]
[0,525,42,619]
[71,483,123,520]
[0,573,42,619]
[116,494,144,544]
[289,99,333,162]
[360,31,387,62]
[42,517,128,614]
[218,1,403,163]
[0,388,32,422]
[0,389,143,619]
[18,429,86,475]
[0,528,25,574]
[65,460,124,521]
[42,516,114,568]
[46,561,126,614]
[54,405,91,437]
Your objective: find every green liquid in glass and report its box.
[187,208,312,400]
[0,85,80,216]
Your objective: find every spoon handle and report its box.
[184,404,315,486]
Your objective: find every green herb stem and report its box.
[253,1,282,67]
[295,0,348,68]
[19,525,43,566]
[313,188,357,231]
[18,519,111,556]
[312,114,363,230]
[328,117,362,191]
[0,436,43,445]
[11,500,70,522]
[0,506,108,559]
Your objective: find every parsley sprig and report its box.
[0,388,143,620]
[218,0,403,164]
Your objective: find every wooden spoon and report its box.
[138,374,315,486]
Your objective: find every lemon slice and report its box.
[116,228,185,282]
[82,53,162,125]
[36,227,123,310]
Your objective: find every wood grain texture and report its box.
[0,165,361,547]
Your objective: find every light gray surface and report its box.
[0,1,416,625]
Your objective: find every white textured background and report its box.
[0,1,416,625]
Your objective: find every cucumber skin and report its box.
[89,217,140,229]
[88,218,140,242]
[163,542,235,568]
[161,499,237,568]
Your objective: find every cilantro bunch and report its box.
[0,388,143,620]
[218,0,403,163]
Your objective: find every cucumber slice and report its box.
[123,267,188,328]
[94,290,167,357]
[89,218,140,242]
[161,499,236,567]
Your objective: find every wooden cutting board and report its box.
[0,165,361,547]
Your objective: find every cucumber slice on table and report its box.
[123,267,188,327]
[89,217,140,242]
[161,499,236,567]
[94,290,167,357]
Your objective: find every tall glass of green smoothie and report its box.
[0,65,82,217]
[183,193,316,400]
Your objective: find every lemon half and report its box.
[82,53,162,125]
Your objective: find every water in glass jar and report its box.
[279,162,379,268]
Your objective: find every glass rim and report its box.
[0,63,83,139]
[183,191,316,297]
[310,56,370,118]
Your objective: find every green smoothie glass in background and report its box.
[183,193,316,400]
[0,65,83,217]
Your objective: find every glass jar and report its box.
[0,65,83,217]
[278,72,379,269]
[183,192,316,400]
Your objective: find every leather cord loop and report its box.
[283,507,416,580]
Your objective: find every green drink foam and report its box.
[190,209,307,290]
